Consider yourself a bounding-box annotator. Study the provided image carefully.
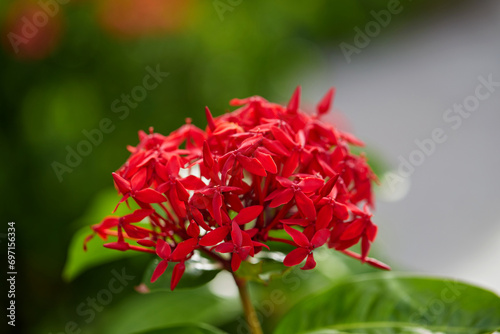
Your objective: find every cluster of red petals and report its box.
[86,86,390,290]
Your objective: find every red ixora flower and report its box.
[86,86,390,290]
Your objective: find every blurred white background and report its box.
[310,0,500,293]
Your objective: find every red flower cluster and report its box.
[86,87,389,290]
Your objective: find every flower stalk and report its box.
[234,275,263,334]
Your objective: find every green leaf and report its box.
[62,225,141,281]
[141,252,221,292]
[93,285,240,334]
[274,272,500,334]
[133,323,228,334]
[63,187,142,281]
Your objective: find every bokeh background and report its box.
[1,0,499,333]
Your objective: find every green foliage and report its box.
[62,225,141,281]
[134,323,228,334]
[274,273,500,334]
[94,285,239,334]
[63,188,140,281]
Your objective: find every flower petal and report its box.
[203,141,214,168]
[298,177,324,193]
[283,247,309,267]
[112,172,131,194]
[231,253,243,271]
[170,262,186,290]
[151,260,169,283]
[231,222,243,247]
[187,220,200,238]
[237,155,267,177]
[199,226,230,246]
[287,86,301,114]
[233,205,263,225]
[156,239,171,259]
[255,150,277,174]
[301,253,317,270]
[282,151,300,177]
[295,191,317,220]
[340,218,365,240]
[316,87,335,115]
[269,188,294,208]
[311,229,330,248]
[284,225,310,248]
[215,242,235,253]
[316,205,333,230]
[134,188,166,203]
[171,238,198,261]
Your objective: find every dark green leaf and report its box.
[133,323,228,334]
[274,273,500,334]
[62,225,141,281]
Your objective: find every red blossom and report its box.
[86,87,389,290]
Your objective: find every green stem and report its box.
[233,275,263,334]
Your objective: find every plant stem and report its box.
[233,275,263,334]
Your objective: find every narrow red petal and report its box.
[175,179,190,202]
[166,156,181,175]
[287,86,301,114]
[180,175,206,190]
[298,177,324,193]
[301,253,317,270]
[199,226,230,246]
[156,238,171,259]
[269,188,294,208]
[320,174,340,197]
[112,172,131,194]
[333,202,349,220]
[215,242,235,253]
[284,225,310,248]
[237,155,267,177]
[212,192,223,224]
[233,205,263,225]
[316,87,335,115]
[311,229,330,248]
[231,253,243,271]
[122,209,155,223]
[130,168,148,191]
[316,205,333,230]
[271,127,296,149]
[171,238,198,261]
[151,260,169,283]
[134,188,166,203]
[203,141,214,168]
[283,247,309,267]
[282,151,300,177]
[295,191,317,220]
[231,222,243,247]
[205,106,216,131]
[255,150,277,174]
[340,218,366,240]
[187,220,200,238]
[361,235,370,261]
[170,262,186,290]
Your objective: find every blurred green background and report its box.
[0,0,462,333]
